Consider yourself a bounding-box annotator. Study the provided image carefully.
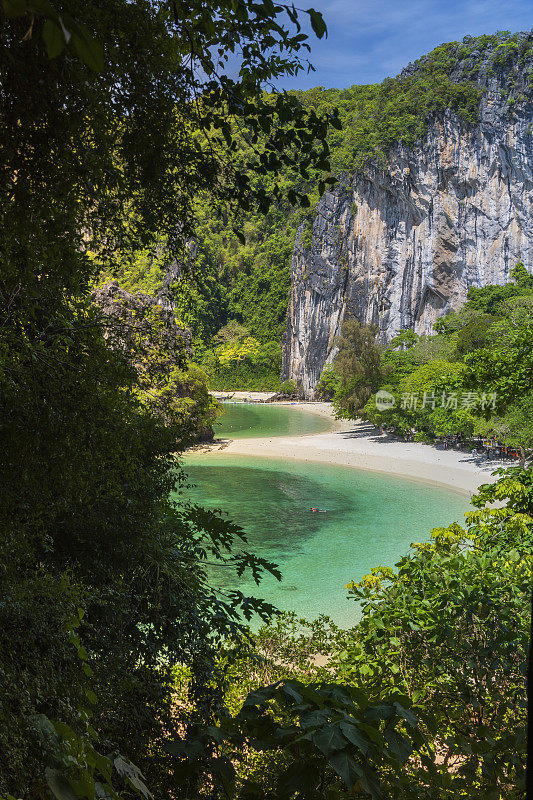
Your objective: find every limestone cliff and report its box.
[282,33,533,397]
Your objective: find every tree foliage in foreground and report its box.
[1,5,531,799]
[338,468,530,798]
[0,1,335,797]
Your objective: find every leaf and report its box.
[29,0,57,14]
[383,728,412,763]
[164,738,186,757]
[93,752,113,782]
[357,722,385,747]
[242,682,280,708]
[85,687,98,705]
[306,8,327,39]
[357,765,384,800]
[71,771,96,800]
[205,725,225,744]
[52,721,77,745]
[95,783,114,800]
[70,22,104,72]
[300,709,331,729]
[276,760,320,799]
[312,724,347,757]
[393,701,418,728]
[328,749,360,790]
[364,703,395,724]
[42,19,65,58]
[165,737,205,761]
[339,721,369,754]
[282,682,303,703]
[210,756,235,795]
[113,756,152,799]
[45,769,78,800]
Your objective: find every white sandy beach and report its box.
[212,391,279,401]
[199,400,505,497]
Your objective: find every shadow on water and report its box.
[186,464,352,563]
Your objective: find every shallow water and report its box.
[214,402,331,439]
[182,453,469,628]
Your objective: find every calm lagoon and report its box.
[182,452,469,627]
[214,401,331,439]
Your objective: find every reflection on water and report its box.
[182,454,469,627]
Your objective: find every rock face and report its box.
[92,280,192,367]
[93,281,214,441]
[282,33,533,397]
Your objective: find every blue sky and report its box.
[275,0,533,90]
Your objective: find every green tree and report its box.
[464,312,533,413]
[279,378,299,396]
[336,467,531,798]
[332,320,383,418]
[453,312,498,357]
[315,365,341,400]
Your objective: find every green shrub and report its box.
[279,379,299,396]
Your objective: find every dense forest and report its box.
[0,4,531,800]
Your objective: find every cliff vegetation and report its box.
[319,264,533,462]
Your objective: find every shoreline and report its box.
[195,401,503,497]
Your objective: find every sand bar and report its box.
[196,402,505,497]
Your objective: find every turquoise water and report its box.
[214,402,331,439]
[182,454,469,628]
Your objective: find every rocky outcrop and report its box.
[93,280,192,367]
[282,33,533,397]
[93,281,214,441]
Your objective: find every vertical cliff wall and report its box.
[282,33,533,397]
